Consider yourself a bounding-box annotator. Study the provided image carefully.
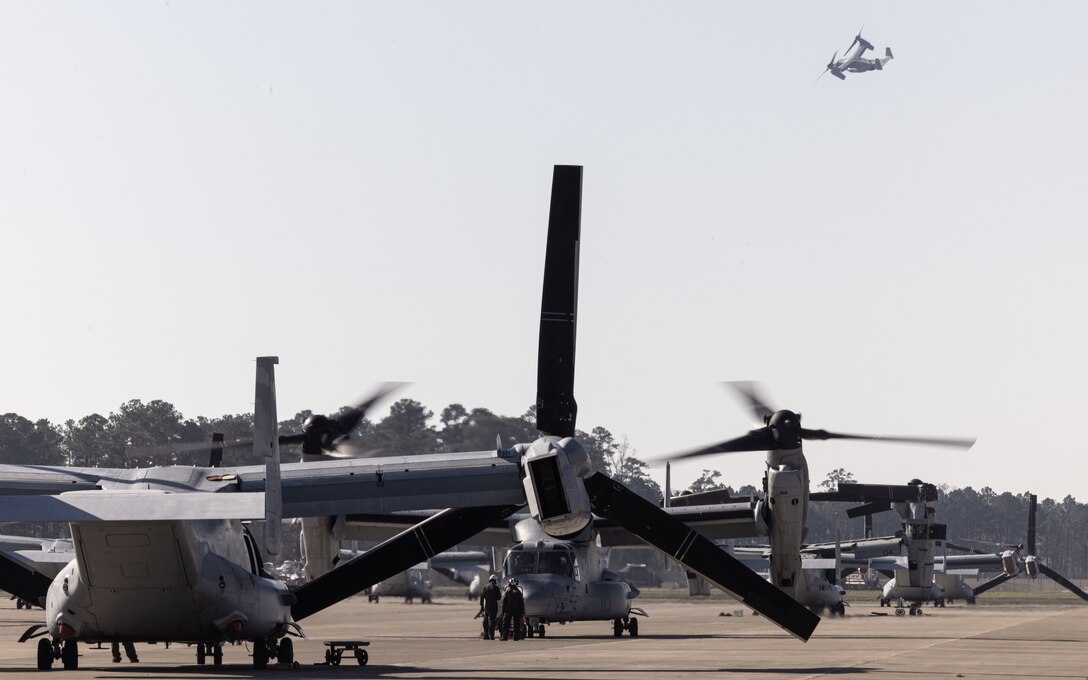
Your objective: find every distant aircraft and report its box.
[818,28,893,81]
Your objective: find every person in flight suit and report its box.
[500,578,525,641]
[478,575,501,639]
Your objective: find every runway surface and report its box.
[2,595,1085,678]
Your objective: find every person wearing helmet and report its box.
[500,578,525,641]
[478,575,501,640]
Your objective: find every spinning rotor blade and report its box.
[844,25,864,54]
[799,429,975,448]
[671,380,973,464]
[725,381,775,424]
[816,51,838,82]
[291,504,520,620]
[669,429,779,460]
[130,383,406,462]
[334,382,408,435]
[1038,563,1088,602]
[584,472,818,641]
[536,165,582,438]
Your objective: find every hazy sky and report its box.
[3,2,1086,502]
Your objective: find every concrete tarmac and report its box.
[1,596,1085,679]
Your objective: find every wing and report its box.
[937,553,1004,571]
[0,490,266,522]
[0,450,528,518]
[597,502,759,546]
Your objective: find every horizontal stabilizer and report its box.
[0,490,265,522]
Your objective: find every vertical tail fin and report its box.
[255,356,282,556]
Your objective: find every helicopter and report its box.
[818,28,894,81]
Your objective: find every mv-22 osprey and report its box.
[818,28,894,81]
[671,383,973,616]
[0,166,821,672]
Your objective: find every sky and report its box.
[2,2,1087,502]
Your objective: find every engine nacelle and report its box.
[521,437,592,539]
[1000,551,1019,577]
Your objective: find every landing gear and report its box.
[829,603,846,617]
[537,623,546,638]
[909,603,921,616]
[212,643,223,666]
[196,643,206,665]
[367,593,380,603]
[277,638,294,664]
[612,617,638,637]
[61,640,78,670]
[252,640,269,670]
[36,639,52,670]
[895,607,906,616]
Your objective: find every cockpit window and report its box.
[537,550,573,577]
[506,551,536,575]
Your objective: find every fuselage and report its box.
[503,532,633,626]
[47,519,294,643]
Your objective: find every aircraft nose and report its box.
[520,582,567,617]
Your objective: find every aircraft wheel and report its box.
[212,644,223,666]
[277,638,294,664]
[355,648,368,666]
[36,638,53,670]
[61,641,78,670]
[627,618,639,637]
[612,619,623,637]
[537,623,546,638]
[252,640,269,669]
[196,643,206,665]
[526,625,534,638]
[895,608,905,616]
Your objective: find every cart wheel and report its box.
[356,648,368,666]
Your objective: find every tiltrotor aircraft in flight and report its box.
[0,166,820,671]
[818,28,894,81]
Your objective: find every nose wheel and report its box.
[612,617,639,637]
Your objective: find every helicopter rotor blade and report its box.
[1038,563,1088,602]
[667,429,779,461]
[535,165,582,438]
[584,472,819,641]
[291,505,520,621]
[1027,493,1037,555]
[724,381,775,424]
[972,571,1016,597]
[799,429,975,448]
[334,382,409,435]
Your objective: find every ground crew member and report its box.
[479,575,501,639]
[111,641,138,663]
[500,578,525,641]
